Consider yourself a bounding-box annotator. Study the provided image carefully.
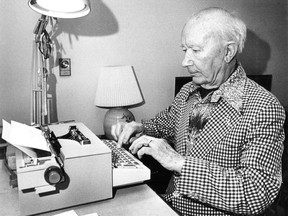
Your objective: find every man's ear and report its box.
[224,41,238,63]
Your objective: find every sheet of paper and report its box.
[2,119,11,143]
[2,120,38,158]
[52,210,100,216]
[83,213,99,216]
[2,119,49,152]
[53,210,79,216]
[10,120,49,151]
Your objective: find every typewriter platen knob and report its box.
[44,166,63,185]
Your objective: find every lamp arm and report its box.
[31,15,55,125]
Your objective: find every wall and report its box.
[0,0,287,135]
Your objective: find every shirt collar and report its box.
[211,63,246,113]
[187,62,246,114]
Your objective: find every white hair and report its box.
[186,7,247,53]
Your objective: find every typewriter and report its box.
[11,121,150,215]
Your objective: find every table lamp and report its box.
[95,65,144,139]
[28,0,91,126]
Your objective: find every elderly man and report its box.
[111,7,285,215]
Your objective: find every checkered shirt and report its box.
[143,64,285,216]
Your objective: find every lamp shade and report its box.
[95,65,143,108]
[28,0,91,18]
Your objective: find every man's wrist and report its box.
[174,156,185,174]
[140,124,146,134]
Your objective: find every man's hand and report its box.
[129,135,185,174]
[110,121,144,147]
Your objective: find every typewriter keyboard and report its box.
[102,139,140,168]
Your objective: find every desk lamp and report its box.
[95,65,143,139]
[28,0,90,125]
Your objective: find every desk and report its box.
[0,160,179,216]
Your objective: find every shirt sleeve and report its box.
[142,87,188,142]
[175,102,285,215]
[143,105,176,142]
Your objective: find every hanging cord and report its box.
[38,30,52,60]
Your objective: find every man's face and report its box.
[181,21,227,89]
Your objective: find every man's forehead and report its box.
[184,17,215,33]
[182,22,213,46]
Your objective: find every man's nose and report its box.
[182,52,193,67]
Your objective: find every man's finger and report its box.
[117,132,125,147]
[129,135,151,154]
[115,123,123,139]
[110,124,117,141]
[137,146,152,159]
[128,132,143,143]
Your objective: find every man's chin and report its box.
[192,78,216,89]
[191,77,205,85]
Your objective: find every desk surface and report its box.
[0,160,178,216]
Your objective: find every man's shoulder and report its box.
[244,78,283,109]
[175,81,196,100]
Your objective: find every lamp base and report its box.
[103,107,135,140]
